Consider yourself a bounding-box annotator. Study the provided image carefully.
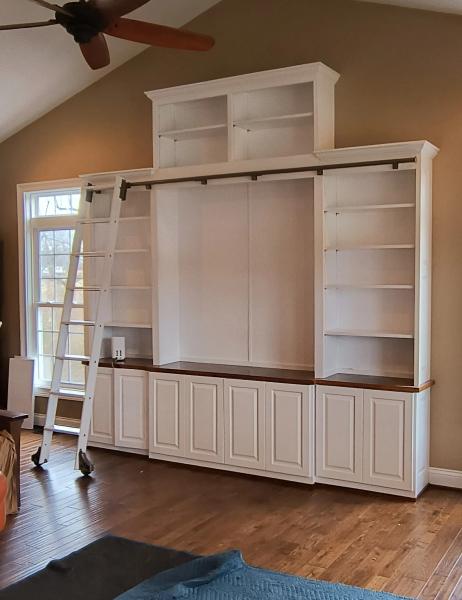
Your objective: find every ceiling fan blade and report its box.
[27,0,73,18]
[104,18,215,51]
[79,33,110,70]
[90,0,150,19]
[0,19,57,31]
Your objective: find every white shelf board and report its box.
[324,284,414,290]
[107,322,152,329]
[119,216,150,222]
[233,112,313,131]
[158,123,227,141]
[324,203,415,213]
[324,244,415,251]
[114,248,150,254]
[110,286,152,290]
[325,329,414,339]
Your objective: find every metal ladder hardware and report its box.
[32,176,127,475]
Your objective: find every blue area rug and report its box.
[117,550,411,600]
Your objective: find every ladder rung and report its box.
[70,286,102,292]
[78,218,111,224]
[50,388,86,399]
[71,251,106,258]
[58,354,91,362]
[63,320,96,327]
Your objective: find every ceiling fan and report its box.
[0,0,215,70]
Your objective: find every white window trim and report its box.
[17,179,82,393]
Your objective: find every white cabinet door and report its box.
[149,373,185,456]
[224,379,265,469]
[363,390,413,491]
[89,368,114,445]
[265,383,312,477]
[114,369,148,450]
[316,386,363,482]
[184,376,224,463]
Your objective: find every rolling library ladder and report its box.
[32,177,128,475]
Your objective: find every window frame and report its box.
[18,179,83,393]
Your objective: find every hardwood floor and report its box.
[1,431,462,598]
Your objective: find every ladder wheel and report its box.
[31,447,46,467]
[78,450,94,476]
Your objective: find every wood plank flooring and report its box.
[1,430,462,598]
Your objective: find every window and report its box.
[19,183,85,391]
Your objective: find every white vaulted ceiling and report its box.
[0,0,220,142]
[359,0,462,16]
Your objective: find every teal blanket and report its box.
[116,550,410,600]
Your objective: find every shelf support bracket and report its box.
[119,179,129,201]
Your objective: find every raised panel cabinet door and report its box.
[265,383,312,477]
[149,373,185,456]
[224,379,265,469]
[363,390,413,491]
[89,368,114,445]
[316,386,363,482]
[114,369,148,450]
[184,376,224,463]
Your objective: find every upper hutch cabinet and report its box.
[146,63,340,170]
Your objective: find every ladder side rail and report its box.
[75,177,125,469]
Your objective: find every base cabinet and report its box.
[316,385,427,496]
[266,383,312,478]
[363,390,412,491]
[114,369,148,450]
[184,376,224,463]
[316,386,363,483]
[149,373,184,456]
[89,368,114,445]
[149,373,314,482]
[224,379,265,469]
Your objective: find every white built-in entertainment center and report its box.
[81,63,437,498]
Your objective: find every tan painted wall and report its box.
[0,0,461,470]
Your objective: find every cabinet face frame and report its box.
[224,378,265,469]
[316,385,363,482]
[184,376,224,464]
[363,390,413,491]
[149,372,185,457]
[114,369,148,450]
[265,382,313,478]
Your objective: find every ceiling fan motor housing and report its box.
[56,1,108,43]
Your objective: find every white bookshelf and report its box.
[81,174,154,359]
[315,143,438,384]
[147,63,339,170]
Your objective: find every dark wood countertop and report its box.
[315,373,434,393]
[88,358,434,392]
[92,358,316,385]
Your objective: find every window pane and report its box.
[69,333,84,355]
[33,190,80,217]
[38,307,52,330]
[70,362,85,385]
[52,307,63,331]
[55,254,69,277]
[40,279,55,303]
[40,231,55,254]
[40,255,54,279]
[55,279,67,303]
[39,355,53,382]
[38,331,54,356]
[54,230,71,253]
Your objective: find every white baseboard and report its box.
[34,414,81,429]
[429,468,462,490]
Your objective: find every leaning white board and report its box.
[8,357,35,429]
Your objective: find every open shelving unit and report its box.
[82,181,154,359]
[147,63,340,169]
[315,149,436,385]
